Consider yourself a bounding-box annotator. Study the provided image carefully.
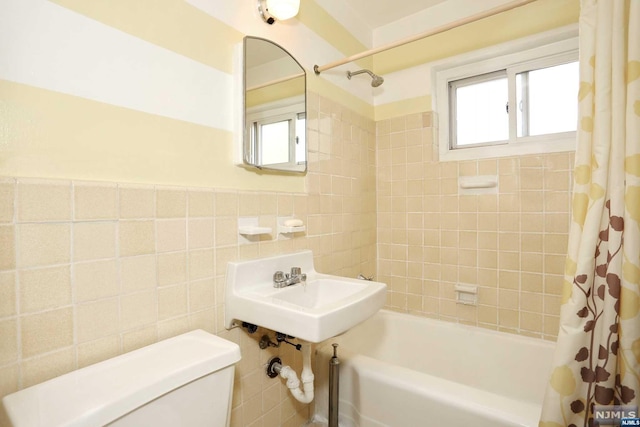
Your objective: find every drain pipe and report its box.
[328,343,340,427]
[266,343,314,403]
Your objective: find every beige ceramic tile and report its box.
[239,193,260,216]
[77,335,121,368]
[498,289,519,309]
[188,190,215,217]
[156,219,186,253]
[189,278,215,312]
[120,255,156,293]
[498,308,519,328]
[157,316,189,340]
[119,185,155,219]
[16,180,71,222]
[21,307,74,358]
[189,218,215,249]
[156,189,187,218]
[20,265,72,312]
[498,270,520,290]
[543,315,560,337]
[521,272,543,293]
[189,249,215,280]
[0,272,16,318]
[0,225,16,271]
[520,311,543,332]
[119,220,155,256]
[521,253,542,273]
[0,180,15,223]
[75,260,119,302]
[544,233,569,254]
[215,217,237,247]
[21,348,75,388]
[120,290,157,330]
[74,182,117,220]
[0,319,17,364]
[73,222,116,261]
[188,308,216,334]
[158,284,187,321]
[0,363,19,398]
[76,299,119,343]
[215,192,238,217]
[17,223,70,268]
[122,326,157,353]
[157,252,187,287]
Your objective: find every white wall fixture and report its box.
[238,217,273,244]
[458,175,499,195]
[258,0,300,25]
[277,217,306,238]
[455,284,478,305]
[225,250,387,342]
[2,331,240,427]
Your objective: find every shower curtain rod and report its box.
[313,0,537,75]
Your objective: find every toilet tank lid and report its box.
[2,329,241,427]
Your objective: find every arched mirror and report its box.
[243,36,306,173]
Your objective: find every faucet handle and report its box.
[273,271,285,282]
[290,267,302,277]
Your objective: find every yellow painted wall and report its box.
[0,0,581,186]
[0,80,304,191]
[373,0,580,75]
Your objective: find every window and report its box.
[434,26,579,161]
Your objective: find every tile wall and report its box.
[376,112,574,341]
[0,94,377,427]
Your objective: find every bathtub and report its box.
[314,310,555,427]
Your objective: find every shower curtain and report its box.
[539,1,640,426]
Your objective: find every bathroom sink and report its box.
[225,250,386,343]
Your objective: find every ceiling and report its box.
[338,0,447,29]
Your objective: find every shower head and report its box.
[347,69,384,87]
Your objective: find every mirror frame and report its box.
[243,36,307,173]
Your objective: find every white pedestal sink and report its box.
[225,250,387,342]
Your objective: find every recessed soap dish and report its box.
[455,284,478,305]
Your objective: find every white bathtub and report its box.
[314,310,555,427]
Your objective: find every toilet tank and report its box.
[2,330,241,427]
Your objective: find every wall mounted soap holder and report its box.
[277,217,305,238]
[238,217,272,243]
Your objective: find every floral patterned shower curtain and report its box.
[539,1,640,426]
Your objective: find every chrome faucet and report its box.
[273,267,307,288]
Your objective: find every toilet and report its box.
[2,330,241,427]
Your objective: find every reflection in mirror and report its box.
[244,36,306,173]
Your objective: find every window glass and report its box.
[452,74,508,147]
[516,61,579,137]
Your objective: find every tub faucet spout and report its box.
[273,267,307,288]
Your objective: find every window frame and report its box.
[433,25,579,161]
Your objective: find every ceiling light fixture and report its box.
[258,0,300,25]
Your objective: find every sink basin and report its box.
[225,250,386,342]
[273,278,368,309]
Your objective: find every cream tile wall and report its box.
[376,112,573,341]
[0,95,376,427]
